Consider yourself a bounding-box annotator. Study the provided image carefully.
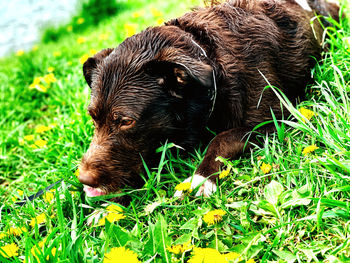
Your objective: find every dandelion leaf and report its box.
[180,218,198,231]
[264,180,284,205]
[208,239,229,251]
[144,216,171,262]
[272,249,297,263]
[174,233,192,245]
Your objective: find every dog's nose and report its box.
[78,170,99,188]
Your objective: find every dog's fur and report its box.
[78,0,339,197]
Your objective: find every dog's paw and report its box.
[174,174,217,198]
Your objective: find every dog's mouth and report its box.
[83,185,108,197]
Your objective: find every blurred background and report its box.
[0,0,129,57]
[0,0,79,57]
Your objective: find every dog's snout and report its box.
[78,169,100,188]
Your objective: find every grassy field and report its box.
[0,0,349,262]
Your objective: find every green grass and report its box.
[0,0,349,262]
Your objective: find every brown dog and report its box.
[78,0,339,198]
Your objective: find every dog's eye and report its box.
[120,117,135,129]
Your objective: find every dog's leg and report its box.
[174,127,254,197]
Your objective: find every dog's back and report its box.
[166,0,337,130]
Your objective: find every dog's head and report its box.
[78,27,215,197]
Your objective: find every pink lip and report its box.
[83,185,107,197]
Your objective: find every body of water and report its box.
[0,0,78,57]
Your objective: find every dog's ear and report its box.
[144,48,214,98]
[83,48,114,87]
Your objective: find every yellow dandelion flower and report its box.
[124,23,137,37]
[32,45,39,51]
[0,233,6,239]
[31,245,40,261]
[31,243,56,261]
[53,51,61,57]
[89,49,98,56]
[47,67,54,72]
[103,247,140,263]
[48,247,57,260]
[98,205,126,226]
[167,244,183,254]
[80,54,90,64]
[43,191,54,203]
[11,189,24,202]
[29,77,48,92]
[77,36,86,44]
[156,18,165,26]
[24,135,34,141]
[37,84,47,92]
[0,243,19,258]
[74,168,80,177]
[132,10,145,18]
[302,144,319,155]
[16,50,24,56]
[34,139,47,148]
[219,167,231,179]
[105,212,126,223]
[38,238,47,248]
[7,227,26,236]
[106,204,123,213]
[225,252,240,261]
[299,107,314,121]
[246,259,255,263]
[31,245,41,261]
[35,125,51,133]
[203,209,226,226]
[98,33,109,40]
[66,25,73,32]
[150,7,163,17]
[29,76,42,88]
[175,182,192,193]
[33,76,43,85]
[260,162,272,174]
[34,84,47,92]
[43,73,57,84]
[167,240,194,255]
[30,213,46,227]
[77,17,85,24]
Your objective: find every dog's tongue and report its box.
[83,186,106,197]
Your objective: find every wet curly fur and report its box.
[78,0,339,197]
